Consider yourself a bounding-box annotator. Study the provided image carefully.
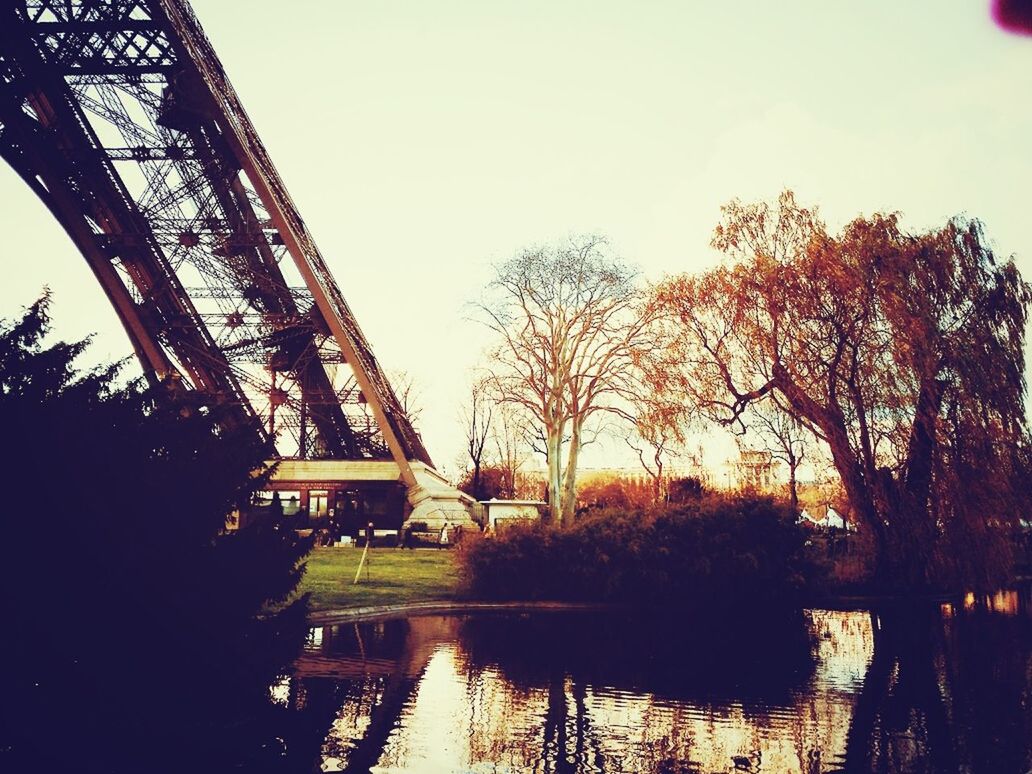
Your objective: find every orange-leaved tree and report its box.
[654,191,1031,590]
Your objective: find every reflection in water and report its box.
[283,590,1032,773]
[953,589,1025,617]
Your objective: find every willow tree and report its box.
[477,236,657,525]
[655,192,1031,590]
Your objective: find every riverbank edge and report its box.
[308,600,616,626]
[307,590,1006,626]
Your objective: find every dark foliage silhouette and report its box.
[459,494,815,608]
[0,295,312,773]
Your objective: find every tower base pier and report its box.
[256,459,478,535]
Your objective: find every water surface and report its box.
[279,591,1032,773]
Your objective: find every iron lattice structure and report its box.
[0,0,432,472]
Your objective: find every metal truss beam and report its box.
[0,0,433,475]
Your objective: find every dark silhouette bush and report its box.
[0,296,311,773]
[458,494,815,610]
[667,475,708,503]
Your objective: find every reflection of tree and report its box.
[284,599,1032,773]
[539,675,607,773]
[286,618,431,772]
[456,611,817,771]
[842,608,950,772]
[943,598,1032,772]
[341,673,421,773]
[280,677,365,772]
[841,602,1032,773]
[809,610,876,691]
[945,619,1032,771]
[459,611,815,707]
[542,675,572,773]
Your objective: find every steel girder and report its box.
[0,0,432,474]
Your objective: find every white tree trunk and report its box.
[545,423,563,524]
[559,420,582,525]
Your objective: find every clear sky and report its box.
[2,1,1030,477]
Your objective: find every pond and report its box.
[278,590,1032,773]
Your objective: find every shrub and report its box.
[668,475,708,503]
[458,493,816,610]
[0,298,311,773]
[575,475,654,512]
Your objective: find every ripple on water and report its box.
[295,599,1031,773]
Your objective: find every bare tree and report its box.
[389,369,422,432]
[623,395,690,506]
[620,342,695,506]
[476,235,659,524]
[741,397,811,513]
[460,377,493,500]
[492,401,530,500]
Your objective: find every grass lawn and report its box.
[300,546,462,612]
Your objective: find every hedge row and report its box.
[458,494,816,609]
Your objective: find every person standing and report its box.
[401,525,416,550]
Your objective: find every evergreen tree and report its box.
[0,294,312,773]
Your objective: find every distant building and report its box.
[732,449,779,491]
[576,455,714,490]
[481,500,546,532]
[236,459,474,537]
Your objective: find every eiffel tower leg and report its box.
[1,0,479,530]
[405,465,479,532]
[214,111,476,531]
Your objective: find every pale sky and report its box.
[2,1,1030,478]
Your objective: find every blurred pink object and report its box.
[993,0,1032,34]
